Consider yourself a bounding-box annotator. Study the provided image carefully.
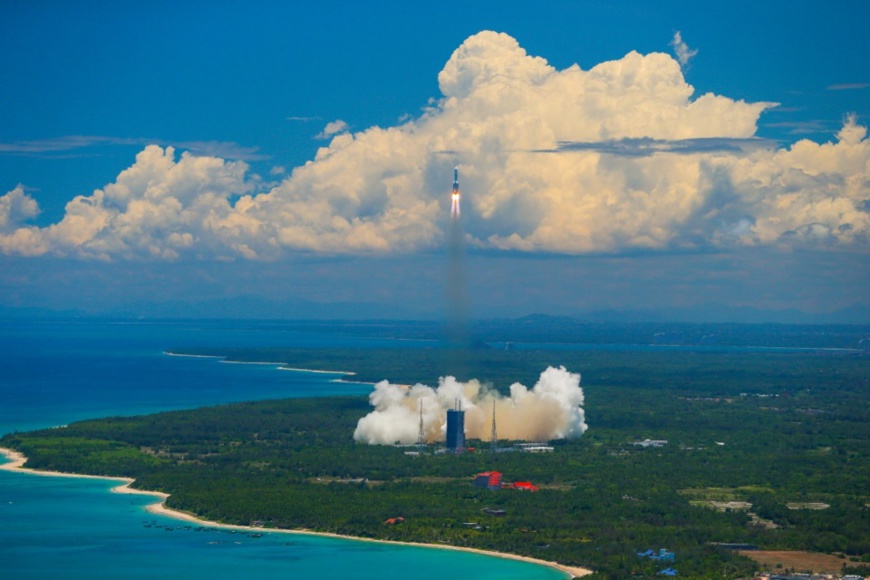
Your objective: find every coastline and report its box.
[0,446,592,578]
[164,351,365,382]
[0,446,169,500]
[278,366,358,376]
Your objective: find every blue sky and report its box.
[1,1,868,321]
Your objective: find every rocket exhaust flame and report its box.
[353,366,587,445]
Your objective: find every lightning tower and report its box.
[417,399,425,445]
[490,399,498,452]
[450,166,461,219]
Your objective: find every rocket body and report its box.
[451,166,461,219]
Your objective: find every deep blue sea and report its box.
[0,320,563,579]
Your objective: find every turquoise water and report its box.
[0,320,564,579]
[0,467,560,579]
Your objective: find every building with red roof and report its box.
[473,471,503,490]
[512,481,539,492]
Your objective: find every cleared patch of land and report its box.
[679,486,774,501]
[787,502,830,510]
[738,550,846,574]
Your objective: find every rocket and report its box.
[451,166,461,219]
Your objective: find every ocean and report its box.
[0,320,563,579]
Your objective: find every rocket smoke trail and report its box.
[446,165,469,377]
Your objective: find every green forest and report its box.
[3,345,868,579]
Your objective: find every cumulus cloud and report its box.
[0,185,46,257]
[316,119,349,139]
[1,31,868,260]
[670,31,698,67]
[1,146,253,259]
[0,185,39,231]
[353,366,587,445]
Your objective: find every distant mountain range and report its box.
[570,303,870,325]
[1,297,868,326]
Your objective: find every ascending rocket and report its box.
[451,166,461,219]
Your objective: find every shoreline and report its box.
[164,351,362,380]
[0,446,592,578]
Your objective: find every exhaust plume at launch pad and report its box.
[450,166,461,219]
[353,366,587,445]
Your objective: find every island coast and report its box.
[0,447,591,578]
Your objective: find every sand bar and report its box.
[0,446,591,578]
[278,366,357,376]
[164,351,361,379]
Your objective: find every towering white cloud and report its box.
[0,185,39,231]
[1,31,868,260]
[0,185,45,257]
[1,146,253,260]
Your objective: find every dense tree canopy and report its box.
[4,346,867,579]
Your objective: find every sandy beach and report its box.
[278,366,357,376]
[164,351,357,377]
[0,446,592,578]
[0,446,169,500]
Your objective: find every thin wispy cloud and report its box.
[670,31,698,67]
[763,120,831,134]
[766,106,803,113]
[172,141,268,161]
[827,83,869,91]
[0,136,267,161]
[0,136,142,155]
[539,137,777,157]
[286,116,322,122]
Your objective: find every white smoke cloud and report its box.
[1,31,868,260]
[670,31,698,67]
[353,366,586,445]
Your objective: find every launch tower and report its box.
[445,400,465,452]
[417,399,425,446]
